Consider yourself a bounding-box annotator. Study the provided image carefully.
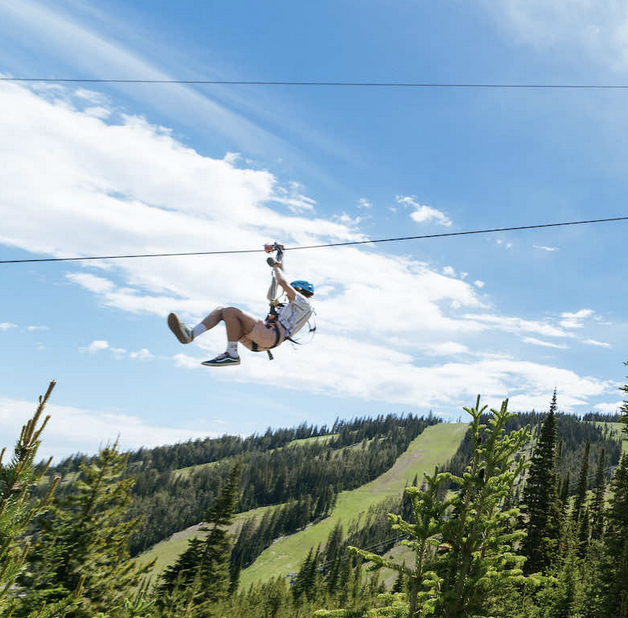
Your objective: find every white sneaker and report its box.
[168,313,193,344]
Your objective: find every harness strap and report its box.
[250,323,282,360]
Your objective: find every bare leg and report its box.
[200,306,226,331]
[200,306,257,341]
[222,307,257,341]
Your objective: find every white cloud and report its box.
[483,1,628,71]
[81,340,109,353]
[129,348,155,361]
[357,198,373,209]
[593,401,624,414]
[171,331,614,414]
[533,245,558,252]
[272,182,317,213]
[423,342,470,356]
[560,308,595,329]
[522,337,568,349]
[0,80,616,418]
[443,266,456,276]
[474,280,485,288]
[80,339,156,360]
[26,325,49,331]
[583,339,612,348]
[397,196,452,227]
[463,313,573,339]
[0,323,17,331]
[561,309,595,319]
[0,395,219,460]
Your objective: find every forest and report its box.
[2,369,627,618]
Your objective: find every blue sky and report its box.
[1,0,627,460]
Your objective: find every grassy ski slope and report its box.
[136,422,468,583]
[239,422,468,588]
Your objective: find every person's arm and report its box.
[273,265,296,301]
[267,273,277,301]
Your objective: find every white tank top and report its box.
[278,293,313,337]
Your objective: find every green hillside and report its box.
[136,504,276,576]
[137,433,341,574]
[136,422,467,583]
[594,421,628,453]
[239,421,468,587]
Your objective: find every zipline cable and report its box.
[1,215,627,265]
[6,77,628,90]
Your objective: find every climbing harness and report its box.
[248,242,285,360]
[251,242,316,360]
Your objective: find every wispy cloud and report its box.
[0,80,614,416]
[522,337,568,349]
[583,339,611,348]
[397,196,452,227]
[0,323,17,331]
[482,1,628,71]
[80,339,158,360]
[533,245,558,252]
[593,401,623,414]
[81,340,109,354]
[0,395,220,460]
[560,309,595,329]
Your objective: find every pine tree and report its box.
[590,448,606,540]
[19,439,152,617]
[572,438,590,523]
[601,453,628,617]
[159,461,242,608]
[348,396,533,618]
[577,508,590,558]
[0,382,82,618]
[292,547,317,603]
[548,522,582,618]
[521,389,562,573]
[323,523,344,595]
[620,361,628,437]
[559,471,570,514]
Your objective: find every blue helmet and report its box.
[291,280,314,296]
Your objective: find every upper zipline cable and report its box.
[1,215,627,265]
[6,77,628,89]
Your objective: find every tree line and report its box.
[4,367,628,617]
[123,414,437,553]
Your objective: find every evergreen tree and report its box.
[348,396,533,617]
[521,389,562,573]
[559,471,570,515]
[159,460,242,608]
[572,438,590,523]
[292,547,319,603]
[0,382,81,618]
[620,360,628,437]
[590,447,606,540]
[601,453,628,617]
[20,439,152,618]
[323,523,344,595]
[577,508,590,558]
[547,521,582,618]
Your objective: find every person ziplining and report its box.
[167,243,315,366]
